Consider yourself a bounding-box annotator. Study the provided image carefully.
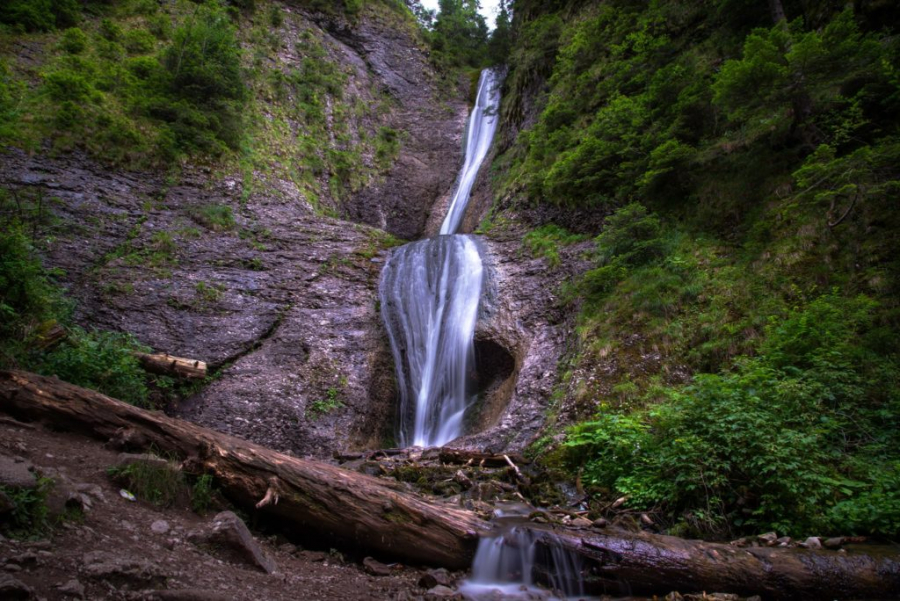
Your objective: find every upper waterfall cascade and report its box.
[379,69,501,447]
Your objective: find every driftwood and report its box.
[136,352,207,379]
[1,370,899,599]
[0,370,485,569]
[439,448,528,468]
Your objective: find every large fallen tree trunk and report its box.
[535,527,900,600]
[0,370,485,569]
[2,370,899,599]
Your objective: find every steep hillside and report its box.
[475,0,900,539]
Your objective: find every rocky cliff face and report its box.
[0,2,469,458]
[1,2,577,459]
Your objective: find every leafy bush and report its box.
[0,478,53,538]
[41,328,150,406]
[565,294,900,537]
[0,222,64,359]
[0,0,80,32]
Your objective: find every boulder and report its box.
[0,456,36,490]
[188,511,276,574]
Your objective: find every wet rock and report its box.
[592,517,608,528]
[57,578,85,599]
[824,537,845,549]
[799,536,822,550]
[776,536,792,547]
[424,584,458,598]
[363,556,392,576]
[419,568,453,589]
[188,511,276,574]
[80,550,166,588]
[0,574,34,599]
[757,532,778,546]
[151,520,170,535]
[0,456,36,490]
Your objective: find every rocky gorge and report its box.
[2,0,900,599]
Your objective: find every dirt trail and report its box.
[0,417,432,600]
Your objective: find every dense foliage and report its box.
[494,0,900,539]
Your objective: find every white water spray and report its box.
[379,69,501,447]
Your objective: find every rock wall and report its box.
[0,2,470,458]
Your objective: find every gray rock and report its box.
[824,536,844,549]
[592,517,608,528]
[363,556,392,576]
[800,536,822,550]
[419,568,453,589]
[80,550,166,588]
[776,536,792,546]
[188,511,276,574]
[57,578,85,599]
[0,574,34,599]
[425,585,457,598]
[0,456,36,490]
[150,520,170,535]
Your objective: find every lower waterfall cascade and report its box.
[379,69,501,448]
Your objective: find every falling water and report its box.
[379,69,501,447]
[460,513,586,600]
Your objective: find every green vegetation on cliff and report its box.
[496,0,900,538]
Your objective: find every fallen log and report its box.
[531,525,900,600]
[0,370,485,569]
[2,370,899,599]
[136,352,207,379]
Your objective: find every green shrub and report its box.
[60,27,89,54]
[0,222,64,358]
[0,478,53,538]
[41,328,150,406]
[0,0,80,32]
[565,294,900,537]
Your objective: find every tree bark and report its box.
[528,523,900,600]
[1,370,899,599]
[135,352,207,379]
[0,370,485,569]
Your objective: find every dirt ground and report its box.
[0,417,438,601]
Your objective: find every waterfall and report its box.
[460,519,585,600]
[441,70,502,235]
[379,69,501,447]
